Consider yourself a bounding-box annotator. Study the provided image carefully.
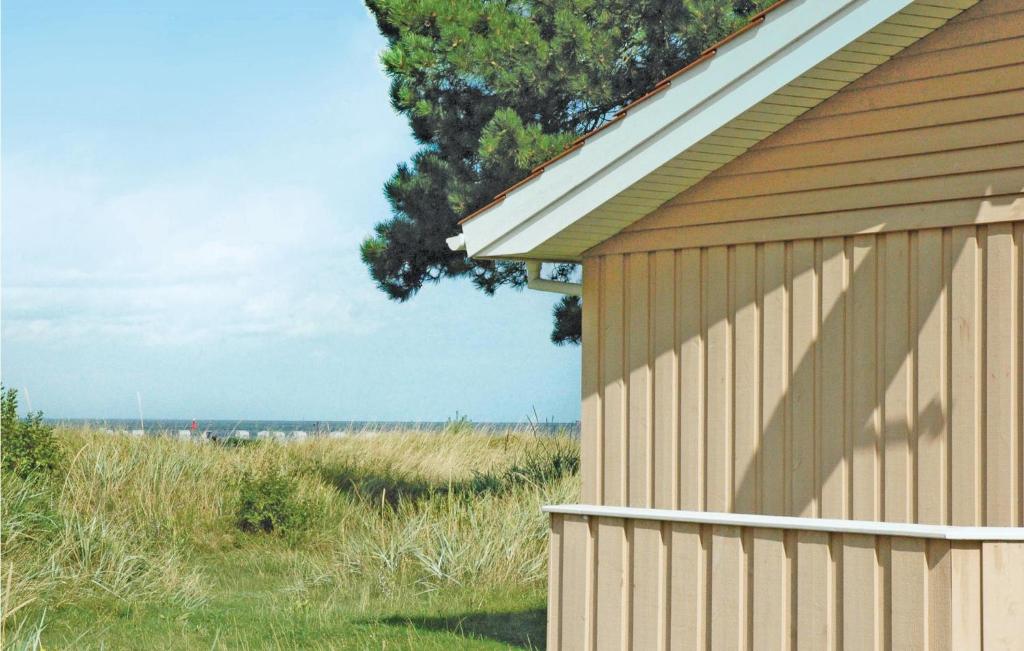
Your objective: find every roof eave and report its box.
[458,0,917,261]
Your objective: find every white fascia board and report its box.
[542,504,1024,542]
[462,0,912,259]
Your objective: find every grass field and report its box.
[1,426,579,649]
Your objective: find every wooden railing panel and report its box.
[981,542,1024,649]
[547,512,1023,650]
[668,522,705,651]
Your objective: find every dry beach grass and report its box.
[1,426,579,649]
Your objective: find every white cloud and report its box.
[2,159,387,346]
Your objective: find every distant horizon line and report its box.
[47,416,581,426]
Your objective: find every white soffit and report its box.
[457,0,976,262]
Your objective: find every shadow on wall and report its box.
[379,608,546,649]
[589,189,1023,525]
[729,194,1021,524]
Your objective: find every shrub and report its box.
[235,467,312,538]
[1,388,62,478]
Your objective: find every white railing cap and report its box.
[542,504,1024,541]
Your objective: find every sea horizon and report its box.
[49,417,580,437]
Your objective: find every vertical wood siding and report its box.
[547,513,1024,651]
[580,224,1024,526]
[576,1,1024,527]
[559,5,1024,649]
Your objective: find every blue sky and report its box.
[1,1,581,422]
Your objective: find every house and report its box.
[448,0,1024,648]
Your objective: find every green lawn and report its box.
[32,549,547,649]
[2,428,576,649]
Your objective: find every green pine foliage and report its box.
[361,0,774,342]
[551,295,582,345]
[1,387,63,478]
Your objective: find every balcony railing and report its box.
[544,504,1024,651]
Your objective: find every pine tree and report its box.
[361,0,774,344]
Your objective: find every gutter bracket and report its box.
[525,260,582,297]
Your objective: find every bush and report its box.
[1,388,62,478]
[235,467,312,538]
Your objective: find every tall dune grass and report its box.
[1,426,579,648]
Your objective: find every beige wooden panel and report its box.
[791,240,817,517]
[644,168,1024,231]
[619,116,1024,213]
[602,254,627,507]
[590,196,1024,257]
[668,522,706,651]
[883,232,913,523]
[851,237,881,521]
[1015,221,1024,528]
[955,0,1020,18]
[795,530,833,650]
[547,512,564,650]
[751,528,788,651]
[582,259,601,504]
[950,228,982,525]
[652,251,677,509]
[761,242,788,516]
[600,14,1024,249]
[594,517,627,650]
[1018,222,1024,528]
[578,0,1023,533]
[630,520,664,650]
[842,534,880,651]
[705,247,732,513]
[890,536,927,650]
[627,253,652,508]
[950,542,982,651]
[547,514,1018,651]
[559,515,592,651]
[894,8,1024,56]
[677,250,704,511]
[586,222,1021,531]
[755,87,1024,155]
[982,542,1024,650]
[927,539,953,651]
[984,224,1019,526]
[820,238,848,520]
[552,10,1024,645]
[687,138,1024,209]
[710,526,745,651]
[878,537,892,650]
[733,245,759,514]
[806,62,1024,119]
[845,35,1024,89]
[916,230,948,524]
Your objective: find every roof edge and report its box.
[459,0,916,260]
[457,0,793,228]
